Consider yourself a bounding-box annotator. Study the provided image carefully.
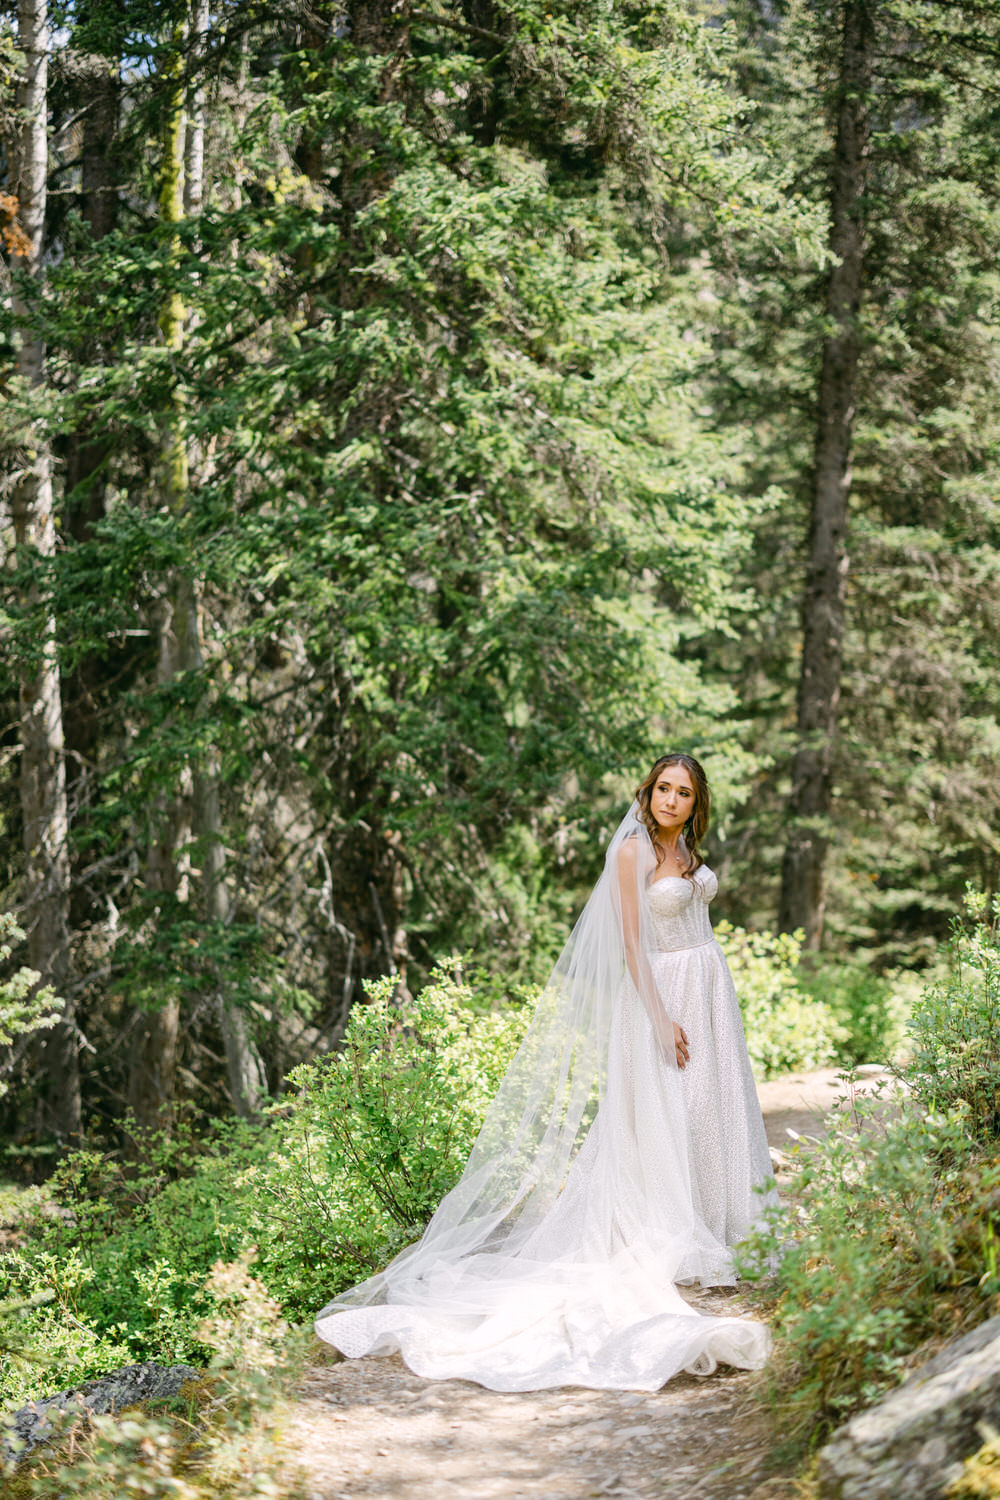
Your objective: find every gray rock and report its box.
[818,1315,1000,1499]
[2,1359,201,1462]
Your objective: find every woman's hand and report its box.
[653,1012,690,1069]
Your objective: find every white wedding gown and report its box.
[316,865,776,1390]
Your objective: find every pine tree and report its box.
[7,0,78,1137]
[706,0,1000,957]
[0,0,812,1126]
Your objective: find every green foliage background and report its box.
[2,0,1000,1484]
[2,0,834,1132]
[2,0,996,1134]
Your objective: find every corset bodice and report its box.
[646,866,718,952]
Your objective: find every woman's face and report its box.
[649,763,696,836]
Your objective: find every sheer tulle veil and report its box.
[316,798,775,1386]
[317,800,691,1318]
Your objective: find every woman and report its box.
[315,754,776,1391]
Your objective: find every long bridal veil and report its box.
[315,801,771,1389]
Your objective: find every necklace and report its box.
[655,839,687,876]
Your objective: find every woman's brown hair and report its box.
[634,754,710,878]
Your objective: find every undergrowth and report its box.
[0,932,840,1409]
[716,923,847,1077]
[1,1250,310,1498]
[718,923,914,1079]
[0,915,938,1486]
[740,887,1000,1453]
[0,961,528,1411]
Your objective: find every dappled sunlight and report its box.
[286,1351,773,1500]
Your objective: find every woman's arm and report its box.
[617,841,690,1069]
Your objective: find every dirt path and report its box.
[283,1069,884,1500]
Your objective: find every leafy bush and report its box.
[741,889,1000,1448]
[0,1121,286,1406]
[796,958,914,1067]
[740,1084,1000,1442]
[905,888,1000,1143]
[1,1251,306,1500]
[243,960,530,1316]
[0,961,527,1406]
[716,922,848,1079]
[720,920,918,1077]
[0,915,63,1101]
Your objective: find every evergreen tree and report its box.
[706,0,1000,958]
[5,0,77,1136]
[2,0,810,1126]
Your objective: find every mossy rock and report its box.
[2,1360,203,1465]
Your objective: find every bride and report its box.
[315,753,777,1391]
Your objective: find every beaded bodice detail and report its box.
[646,866,719,953]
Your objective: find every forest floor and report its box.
[282,1068,882,1500]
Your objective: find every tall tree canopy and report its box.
[1,0,812,1132]
[1,0,997,1139]
[701,0,1000,960]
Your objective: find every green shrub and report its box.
[0,1246,136,1410]
[741,888,1000,1449]
[797,959,914,1067]
[0,961,528,1406]
[739,1085,1000,1443]
[243,959,530,1316]
[906,888,1000,1144]
[1,1251,306,1500]
[716,922,848,1079]
[0,914,62,1102]
[0,1125,278,1403]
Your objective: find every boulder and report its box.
[2,1359,201,1463]
[818,1316,1000,1499]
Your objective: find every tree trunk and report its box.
[128,34,187,1131]
[10,0,79,1139]
[80,58,118,239]
[64,58,119,905]
[197,766,268,1114]
[184,0,208,217]
[128,15,267,1123]
[185,5,267,1113]
[778,0,874,947]
[64,57,119,538]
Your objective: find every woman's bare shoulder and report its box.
[617,832,646,872]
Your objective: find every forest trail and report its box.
[282,1070,879,1500]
